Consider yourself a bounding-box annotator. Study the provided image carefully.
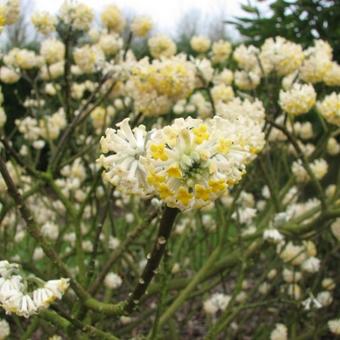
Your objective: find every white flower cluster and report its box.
[0,261,69,318]
[125,55,197,117]
[15,108,66,142]
[59,1,93,31]
[99,114,264,210]
[279,84,316,116]
[259,36,304,76]
[317,92,340,127]
[203,293,231,315]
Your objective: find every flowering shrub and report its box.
[0,1,339,339]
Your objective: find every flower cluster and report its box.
[125,56,197,116]
[99,115,265,210]
[0,261,69,318]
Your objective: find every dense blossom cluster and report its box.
[0,261,69,318]
[99,115,265,210]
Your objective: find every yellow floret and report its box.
[194,184,210,201]
[147,171,165,186]
[150,143,168,161]
[166,164,182,178]
[217,138,231,154]
[158,183,172,199]
[176,187,193,206]
[193,124,209,144]
[208,179,226,193]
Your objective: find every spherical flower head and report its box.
[317,92,340,126]
[41,222,59,241]
[40,61,64,81]
[104,272,122,289]
[216,97,265,126]
[126,56,196,116]
[301,256,320,273]
[259,37,304,76]
[5,48,42,70]
[279,83,316,116]
[39,109,67,140]
[40,39,65,64]
[233,44,259,71]
[310,158,328,180]
[282,268,302,283]
[131,16,153,37]
[263,229,284,244]
[59,1,94,31]
[4,0,20,25]
[97,118,152,197]
[317,291,333,307]
[323,62,340,86]
[300,40,332,83]
[211,40,232,64]
[73,45,103,74]
[203,293,231,315]
[98,33,123,57]
[0,318,10,339]
[31,11,56,34]
[279,242,307,266]
[210,84,234,104]
[101,4,125,33]
[234,70,261,90]
[144,116,264,210]
[270,323,288,340]
[148,35,177,59]
[328,319,340,335]
[190,35,211,54]
[213,69,233,86]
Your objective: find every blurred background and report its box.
[1,0,339,132]
[1,0,339,57]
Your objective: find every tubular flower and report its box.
[97,118,152,196]
[143,116,265,210]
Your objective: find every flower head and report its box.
[144,116,264,210]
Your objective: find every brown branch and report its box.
[125,207,179,313]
